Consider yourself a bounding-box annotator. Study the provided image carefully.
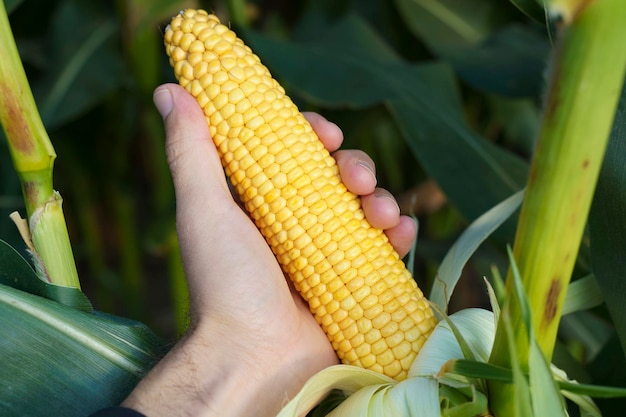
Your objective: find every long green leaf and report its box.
[589,81,626,356]
[430,190,523,311]
[0,283,165,416]
[529,339,567,417]
[33,1,123,127]
[0,239,92,310]
[449,359,626,399]
[508,0,547,22]
[5,0,24,14]
[394,0,495,48]
[561,274,603,316]
[395,0,550,97]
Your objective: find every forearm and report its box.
[121,322,302,417]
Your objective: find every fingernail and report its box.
[153,87,173,118]
[377,192,400,215]
[356,160,377,186]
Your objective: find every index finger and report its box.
[303,112,343,152]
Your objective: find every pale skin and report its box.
[122,84,417,417]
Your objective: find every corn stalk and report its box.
[488,0,626,414]
[0,1,80,288]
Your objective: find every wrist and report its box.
[122,320,309,417]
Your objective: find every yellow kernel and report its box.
[361,354,377,368]
[204,33,222,50]
[294,233,312,250]
[401,352,417,372]
[240,80,257,95]
[268,171,285,188]
[189,79,205,97]
[283,194,301,211]
[379,319,398,338]
[287,224,305,241]
[221,56,237,70]
[352,286,371,302]
[221,80,238,94]
[189,39,205,53]
[383,362,402,378]
[228,88,245,104]
[221,102,236,120]
[206,56,221,73]
[360,294,380,313]
[326,300,340,315]
[213,39,232,55]
[180,33,196,51]
[348,304,364,320]
[227,112,244,128]
[392,341,412,361]
[212,93,227,111]
[357,318,373,335]
[193,61,208,79]
[247,116,265,130]
[213,70,228,85]
[216,120,230,137]
[365,328,382,345]
[371,339,389,357]
[235,98,251,114]
[333,287,350,302]
[376,349,395,367]
[364,304,384,321]
[334,260,351,275]
[331,308,348,323]
[188,52,203,67]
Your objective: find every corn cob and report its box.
[163,9,436,381]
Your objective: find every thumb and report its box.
[154,84,286,317]
[154,84,249,295]
[154,83,230,205]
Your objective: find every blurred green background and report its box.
[5,4,626,411]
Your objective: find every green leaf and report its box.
[561,274,603,316]
[529,339,567,417]
[589,81,626,356]
[430,189,524,311]
[395,0,550,97]
[0,239,92,310]
[449,358,626,401]
[441,385,488,417]
[500,297,533,416]
[33,1,123,128]
[446,359,514,382]
[394,0,496,49]
[508,245,532,338]
[559,380,626,399]
[4,0,24,14]
[559,311,613,363]
[0,283,165,416]
[508,0,546,22]
[446,25,551,98]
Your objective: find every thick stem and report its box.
[488,0,626,415]
[0,2,55,214]
[0,1,80,289]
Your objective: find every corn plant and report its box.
[1,0,626,416]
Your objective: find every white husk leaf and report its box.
[278,309,495,417]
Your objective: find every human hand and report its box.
[121,83,417,417]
